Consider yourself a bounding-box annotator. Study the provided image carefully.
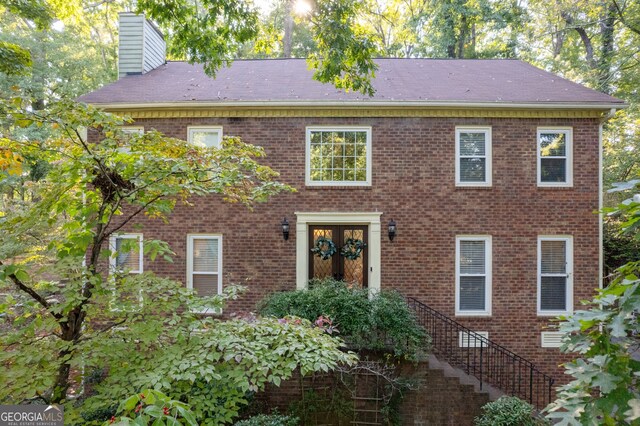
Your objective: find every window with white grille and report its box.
[456,236,492,316]
[538,128,572,186]
[187,235,222,299]
[538,236,573,316]
[188,126,223,148]
[455,127,492,186]
[306,127,372,186]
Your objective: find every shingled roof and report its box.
[78,58,624,108]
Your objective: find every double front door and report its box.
[309,225,368,288]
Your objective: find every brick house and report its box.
[79,12,625,404]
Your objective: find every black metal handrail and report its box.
[407,297,555,408]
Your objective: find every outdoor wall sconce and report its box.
[281,217,290,241]
[388,219,397,241]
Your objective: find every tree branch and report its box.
[612,0,640,36]
[0,260,63,320]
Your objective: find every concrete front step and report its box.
[427,354,504,402]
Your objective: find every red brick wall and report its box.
[254,360,491,425]
[103,115,600,384]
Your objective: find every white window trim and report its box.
[455,126,492,187]
[187,126,223,148]
[186,234,223,314]
[537,235,573,316]
[537,127,573,187]
[121,126,144,134]
[108,233,144,274]
[295,212,381,298]
[305,126,372,187]
[455,235,492,317]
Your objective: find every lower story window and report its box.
[538,236,573,316]
[187,235,222,297]
[456,236,492,316]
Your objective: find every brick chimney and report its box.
[117,12,166,78]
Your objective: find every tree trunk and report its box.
[597,1,616,94]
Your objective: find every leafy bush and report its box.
[104,389,197,426]
[258,279,429,360]
[234,413,299,426]
[475,396,544,426]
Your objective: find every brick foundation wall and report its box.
[98,115,600,386]
[253,359,491,425]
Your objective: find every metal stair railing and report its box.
[407,297,555,408]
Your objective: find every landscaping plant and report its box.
[475,396,543,426]
[258,278,429,360]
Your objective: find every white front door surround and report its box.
[295,212,382,297]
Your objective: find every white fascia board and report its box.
[84,100,628,110]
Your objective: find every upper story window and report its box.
[455,127,492,186]
[538,236,573,316]
[109,233,143,274]
[455,236,492,316]
[188,126,223,148]
[306,127,372,186]
[538,128,572,187]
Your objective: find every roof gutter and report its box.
[83,100,628,111]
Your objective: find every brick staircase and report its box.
[407,297,555,409]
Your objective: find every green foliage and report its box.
[604,219,640,278]
[287,387,352,425]
[0,98,295,414]
[136,0,260,78]
[544,260,640,425]
[105,389,198,426]
[475,396,543,426]
[258,279,430,360]
[545,192,640,425]
[233,413,299,426]
[79,310,356,425]
[0,40,32,75]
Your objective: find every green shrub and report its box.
[258,279,429,360]
[233,413,299,426]
[475,396,546,426]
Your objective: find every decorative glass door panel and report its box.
[309,225,368,288]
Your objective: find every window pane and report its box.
[540,132,566,157]
[193,239,219,273]
[116,238,140,271]
[460,276,486,310]
[459,132,486,156]
[541,240,566,273]
[192,274,218,296]
[540,158,566,182]
[460,158,486,182]
[308,130,367,182]
[460,241,485,274]
[541,276,567,310]
[190,130,220,148]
